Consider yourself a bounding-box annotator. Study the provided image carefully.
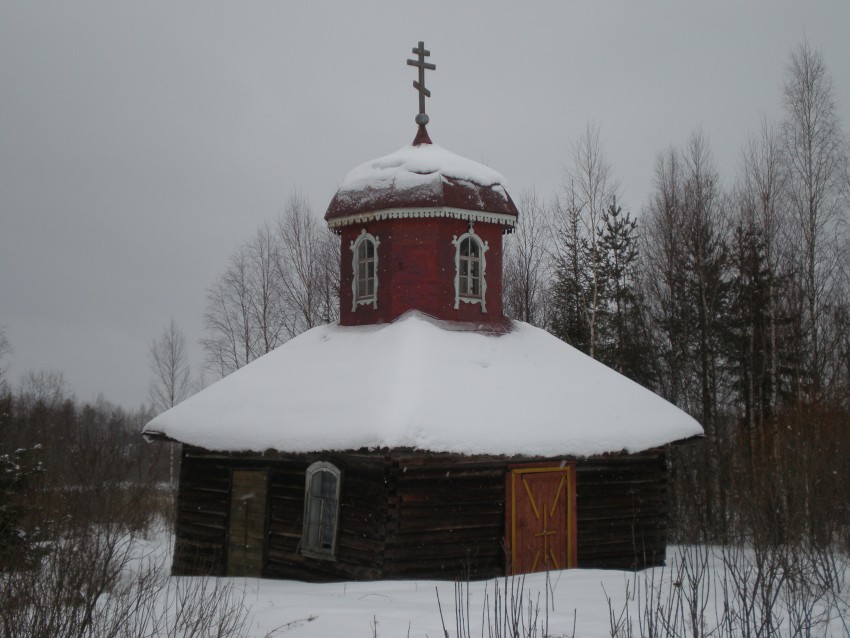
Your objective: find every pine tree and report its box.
[0,393,45,569]
[596,198,655,386]
[726,225,773,462]
[550,189,593,354]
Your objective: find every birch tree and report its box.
[569,122,618,358]
[643,147,692,407]
[274,193,340,337]
[736,120,789,418]
[148,319,192,486]
[551,123,618,356]
[503,189,551,327]
[782,40,849,399]
[202,195,339,378]
[148,319,192,414]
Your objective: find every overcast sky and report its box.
[1,1,848,410]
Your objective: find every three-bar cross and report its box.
[407,41,436,125]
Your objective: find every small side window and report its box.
[458,237,482,297]
[452,230,489,312]
[302,462,341,559]
[351,230,380,311]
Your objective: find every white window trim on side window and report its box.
[350,229,380,312]
[301,461,342,560]
[452,229,488,312]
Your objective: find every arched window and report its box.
[351,230,379,311]
[452,230,489,312]
[302,462,341,558]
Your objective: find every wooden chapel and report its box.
[144,42,702,581]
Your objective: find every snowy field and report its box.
[129,530,850,637]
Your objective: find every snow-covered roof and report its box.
[144,312,702,456]
[324,137,519,225]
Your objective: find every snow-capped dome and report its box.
[324,127,519,227]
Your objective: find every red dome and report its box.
[324,129,518,228]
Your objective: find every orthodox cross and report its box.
[407,41,435,126]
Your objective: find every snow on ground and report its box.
[239,569,619,637]
[209,552,850,637]
[127,530,849,637]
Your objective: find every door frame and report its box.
[226,468,270,577]
[505,462,577,574]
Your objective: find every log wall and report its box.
[264,453,390,582]
[383,453,506,580]
[575,452,668,569]
[171,447,670,580]
[172,449,230,576]
[172,448,391,581]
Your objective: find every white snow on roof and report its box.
[144,312,702,456]
[338,142,509,193]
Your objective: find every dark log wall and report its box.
[172,450,230,576]
[172,448,391,581]
[575,452,668,569]
[264,453,390,582]
[172,447,670,580]
[384,453,506,580]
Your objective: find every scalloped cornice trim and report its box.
[326,207,517,229]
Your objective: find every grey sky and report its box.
[1,1,848,409]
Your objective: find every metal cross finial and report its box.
[407,41,436,126]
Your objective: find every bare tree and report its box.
[568,121,619,357]
[201,224,286,377]
[503,189,551,326]
[148,319,192,414]
[643,132,732,537]
[17,370,71,408]
[549,124,619,356]
[737,119,789,418]
[201,194,339,378]
[247,220,288,354]
[0,328,10,392]
[782,40,849,399]
[148,319,192,487]
[643,147,691,407]
[202,244,259,376]
[274,193,340,337]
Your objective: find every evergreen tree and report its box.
[0,393,45,568]
[726,225,774,458]
[596,198,655,386]
[550,189,593,354]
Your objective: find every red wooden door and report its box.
[506,465,576,574]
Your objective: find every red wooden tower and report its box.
[325,42,518,328]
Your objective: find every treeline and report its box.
[0,376,254,636]
[0,375,170,566]
[502,42,850,545]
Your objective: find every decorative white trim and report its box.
[328,207,516,230]
[301,461,342,560]
[452,226,489,312]
[350,229,379,312]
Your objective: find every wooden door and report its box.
[506,465,576,574]
[227,470,268,577]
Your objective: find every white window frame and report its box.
[452,228,488,312]
[301,461,342,559]
[350,229,380,311]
